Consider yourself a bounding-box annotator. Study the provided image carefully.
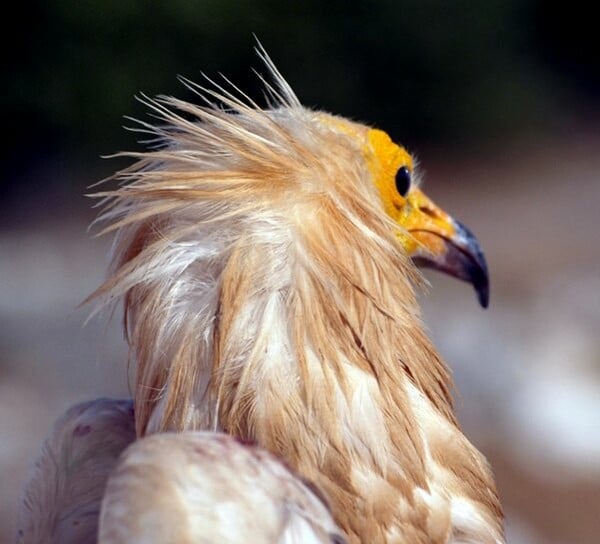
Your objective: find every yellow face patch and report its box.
[363,129,422,251]
[362,129,459,256]
[364,129,413,219]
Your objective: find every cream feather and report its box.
[17,399,136,544]
[98,432,345,544]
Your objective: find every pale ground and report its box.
[1,136,599,543]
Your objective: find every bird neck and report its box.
[200,221,461,541]
[117,185,457,442]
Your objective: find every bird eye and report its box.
[395,166,411,197]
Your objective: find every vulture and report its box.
[20,47,504,543]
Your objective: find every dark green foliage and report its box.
[3,1,597,189]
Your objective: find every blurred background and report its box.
[1,1,599,542]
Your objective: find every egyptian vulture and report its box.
[21,48,503,543]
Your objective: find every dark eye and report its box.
[395,166,411,197]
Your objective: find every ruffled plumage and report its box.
[89,48,504,543]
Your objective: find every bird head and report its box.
[316,115,489,307]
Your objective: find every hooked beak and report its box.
[399,188,490,308]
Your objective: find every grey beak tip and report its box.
[477,283,490,309]
[455,220,490,309]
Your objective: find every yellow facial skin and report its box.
[364,129,457,257]
[364,128,490,307]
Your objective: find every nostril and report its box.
[419,207,437,219]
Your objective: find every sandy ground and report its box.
[1,136,599,543]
